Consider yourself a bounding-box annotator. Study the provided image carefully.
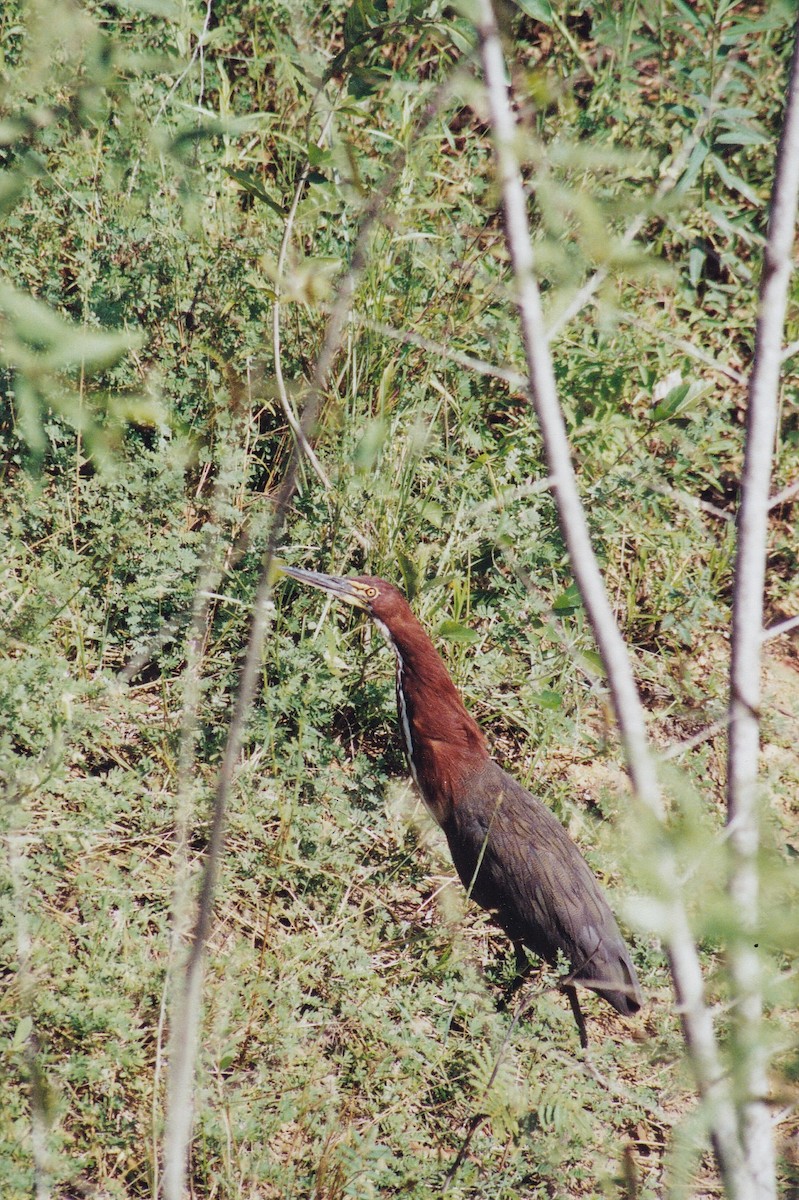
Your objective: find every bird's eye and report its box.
[364,587,378,599]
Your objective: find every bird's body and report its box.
[281,567,642,1040]
[443,761,641,1016]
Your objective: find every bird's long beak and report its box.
[280,565,368,610]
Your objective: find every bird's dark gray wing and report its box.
[445,761,642,1014]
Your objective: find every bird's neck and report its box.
[380,620,489,827]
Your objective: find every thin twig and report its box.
[643,479,734,523]
[161,511,284,1200]
[156,390,252,1194]
[614,309,747,385]
[475,2,658,812]
[473,3,751,1194]
[346,310,528,389]
[725,14,799,1198]
[662,718,728,762]
[768,477,799,509]
[762,613,799,642]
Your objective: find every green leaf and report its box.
[656,380,709,424]
[0,116,37,145]
[578,650,605,677]
[653,381,691,422]
[676,138,710,193]
[0,170,28,217]
[721,13,793,44]
[552,583,581,614]
[222,167,285,216]
[13,1015,33,1049]
[0,283,141,370]
[343,0,388,49]
[348,66,389,98]
[688,245,704,287]
[352,418,387,471]
[306,143,333,169]
[529,688,562,710]
[396,551,418,601]
[109,0,183,14]
[440,17,477,52]
[421,500,444,528]
[671,0,709,31]
[512,0,553,22]
[167,117,265,159]
[436,620,480,644]
[709,153,762,207]
[715,129,769,147]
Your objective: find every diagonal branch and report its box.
[472,1,755,1195]
[160,70,465,1200]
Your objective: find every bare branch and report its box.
[768,476,799,508]
[614,309,747,385]
[662,717,729,762]
[160,73,465,1200]
[726,15,799,1196]
[152,0,213,128]
[643,478,734,523]
[157,393,253,1195]
[762,613,799,642]
[347,309,528,389]
[473,2,754,1193]
[475,0,660,808]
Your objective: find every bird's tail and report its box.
[574,944,643,1015]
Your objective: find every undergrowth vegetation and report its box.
[1,0,798,1196]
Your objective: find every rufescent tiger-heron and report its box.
[281,567,643,1045]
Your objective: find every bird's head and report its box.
[280,562,487,774]
[280,566,411,633]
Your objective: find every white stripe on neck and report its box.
[372,617,419,787]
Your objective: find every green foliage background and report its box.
[1,0,798,1196]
